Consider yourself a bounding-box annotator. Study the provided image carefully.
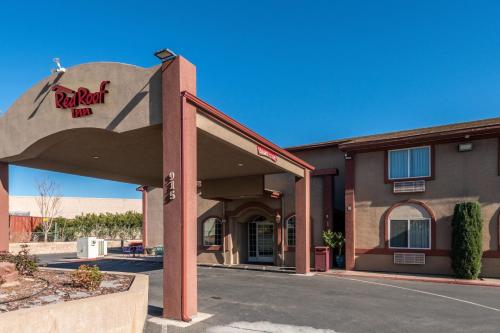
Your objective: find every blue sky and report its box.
[1,1,500,198]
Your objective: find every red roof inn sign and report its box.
[52,81,110,118]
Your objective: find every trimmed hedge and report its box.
[451,202,483,279]
[34,211,142,241]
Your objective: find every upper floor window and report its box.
[203,217,222,246]
[388,146,431,180]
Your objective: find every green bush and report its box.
[34,211,142,241]
[451,202,483,279]
[71,265,103,290]
[0,244,38,276]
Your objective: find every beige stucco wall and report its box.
[0,62,161,161]
[0,271,148,333]
[145,187,163,247]
[9,195,141,218]
[354,138,500,276]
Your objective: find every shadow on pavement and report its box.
[46,259,163,273]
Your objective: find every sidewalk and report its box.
[320,269,500,288]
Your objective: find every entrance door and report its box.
[248,216,274,263]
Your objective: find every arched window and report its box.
[286,215,296,246]
[203,217,222,246]
[387,202,432,249]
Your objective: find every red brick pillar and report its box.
[162,56,197,321]
[295,169,311,274]
[345,154,356,270]
[0,163,8,252]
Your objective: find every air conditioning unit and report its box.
[77,237,99,259]
[393,180,425,193]
[394,252,425,265]
[97,239,108,257]
[77,237,108,258]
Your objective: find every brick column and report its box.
[162,56,197,321]
[345,154,355,270]
[0,163,8,252]
[295,169,311,274]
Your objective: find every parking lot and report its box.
[41,255,500,332]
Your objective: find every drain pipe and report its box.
[222,200,226,265]
[280,195,285,267]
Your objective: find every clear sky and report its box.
[1,1,499,198]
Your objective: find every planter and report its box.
[0,270,149,333]
[336,255,345,268]
[314,246,330,272]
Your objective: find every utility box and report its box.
[77,237,101,259]
[314,246,330,272]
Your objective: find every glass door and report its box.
[248,217,274,263]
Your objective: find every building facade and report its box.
[144,118,500,278]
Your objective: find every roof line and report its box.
[287,117,500,152]
[182,91,315,171]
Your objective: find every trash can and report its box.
[314,246,330,272]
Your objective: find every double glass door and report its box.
[248,218,274,263]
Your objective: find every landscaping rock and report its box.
[0,262,18,285]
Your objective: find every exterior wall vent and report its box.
[393,180,425,193]
[394,252,426,265]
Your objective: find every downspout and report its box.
[281,195,285,267]
[222,200,226,265]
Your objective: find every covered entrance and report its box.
[248,216,274,263]
[0,53,314,322]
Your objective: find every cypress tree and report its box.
[451,202,483,279]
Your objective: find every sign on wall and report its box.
[257,146,278,163]
[51,81,110,118]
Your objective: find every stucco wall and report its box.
[354,138,500,275]
[9,195,141,218]
[146,187,163,247]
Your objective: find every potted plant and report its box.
[322,230,345,268]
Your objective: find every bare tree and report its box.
[35,178,62,242]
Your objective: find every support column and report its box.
[0,163,8,252]
[162,56,197,321]
[295,169,311,274]
[141,187,148,248]
[345,154,355,271]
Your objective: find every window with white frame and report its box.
[286,215,296,246]
[203,217,222,246]
[388,146,431,180]
[389,218,431,249]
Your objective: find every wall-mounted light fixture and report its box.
[154,48,177,62]
[458,142,473,152]
[275,212,282,224]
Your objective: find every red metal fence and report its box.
[9,215,43,242]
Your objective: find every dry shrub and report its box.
[71,265,103,290]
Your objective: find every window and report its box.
[389,219,430,249]
[203,217,222,246]
[286,215,296,246]
[388,146,431,180]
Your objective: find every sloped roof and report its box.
[287,117,500,152]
